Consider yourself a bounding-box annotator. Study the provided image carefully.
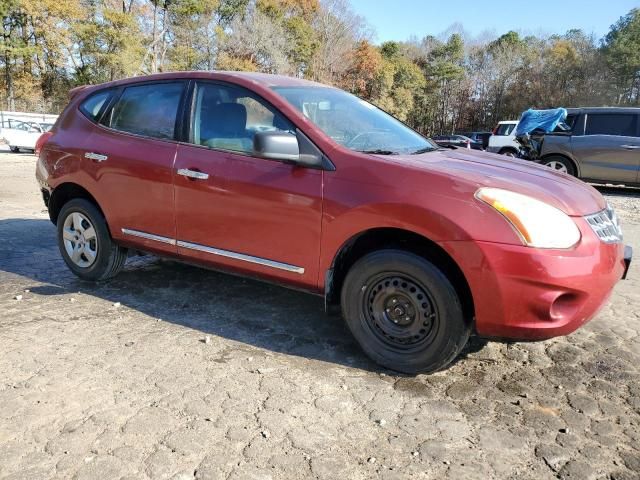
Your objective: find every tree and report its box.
[218,6,292,74]
[308,0,368,84]
[1,0,638,128]
[603,8,640,104]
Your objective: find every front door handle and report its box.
[621,145,640,150]
[177,168,209,180]
[84,152,108,162]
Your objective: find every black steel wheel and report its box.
[341,249,471,374]
[363,274,438,351]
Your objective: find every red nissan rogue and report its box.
[36,71,632,373]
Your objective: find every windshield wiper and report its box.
[358,149,399,155]
[410,147,438,155]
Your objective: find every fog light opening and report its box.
[549,293,580,321]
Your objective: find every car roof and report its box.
[566,106,640,115]
[80,71,328,94]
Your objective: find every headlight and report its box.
[475,187,581,249]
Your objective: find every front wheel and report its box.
[57,199,127,281]
[341,250,471,374]
[542,156,576,176]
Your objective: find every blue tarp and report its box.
[515,108,567,136]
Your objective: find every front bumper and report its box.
[441,220,629,341]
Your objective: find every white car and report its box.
[1,121,47,152]
[487,120,519,157]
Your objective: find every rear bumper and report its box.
[441,222,628,341]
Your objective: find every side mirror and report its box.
[253,131,300,163]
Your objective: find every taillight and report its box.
[35,131,52,155]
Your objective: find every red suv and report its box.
[36,72,632,373]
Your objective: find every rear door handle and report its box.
[177,168,209,180]
[621,145,640,150]
[84,152,108,162]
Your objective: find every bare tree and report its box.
[309,0,370,84]
[220,7,292,74]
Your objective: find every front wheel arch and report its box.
[325,227,475,325]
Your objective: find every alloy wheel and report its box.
[62,212,98,268]
[545,160,568,173]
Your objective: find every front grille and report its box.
[585,205,622,243]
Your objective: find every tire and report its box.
[542,156,576,176]
[57,198,127,281]
[499,148,518,157]
[10,146,19,153]
[341,250,471,374]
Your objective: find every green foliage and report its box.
[603,8,640,103]
[0,1,638,131]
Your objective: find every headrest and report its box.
[201,103,247,138]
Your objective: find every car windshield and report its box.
[272,87,437,155]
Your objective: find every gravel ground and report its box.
[0,151,639,480]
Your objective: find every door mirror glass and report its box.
[253,131,300,162]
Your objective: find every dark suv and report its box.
[538,107,640,185]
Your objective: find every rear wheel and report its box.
[341,250,471,374]
[57,199,127,281]
[499,148,518,157]
[10,146,19,153]
[542,156,576,176]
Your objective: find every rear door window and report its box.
[585,114,638,137]
[107,82,185,140]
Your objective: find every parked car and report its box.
[458,131,492,150]
[535,107,640,185]
[487,120,519,156]
[2,120,47,152]
[432,134,481,150]
[36,72,631,374]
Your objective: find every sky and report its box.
[348,0,639,44]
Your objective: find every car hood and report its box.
[384,148,606,216]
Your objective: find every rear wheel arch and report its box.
[325,227,475,324]
[48,183,107,228]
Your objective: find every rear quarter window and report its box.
[585,113,638,137]
[79,91,112,121]
[495,123,516,136]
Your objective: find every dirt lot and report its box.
[1,150,639,480]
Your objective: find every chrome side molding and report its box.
[121,228,176,245]
[121,228,304,274]
[177,240,305,274]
